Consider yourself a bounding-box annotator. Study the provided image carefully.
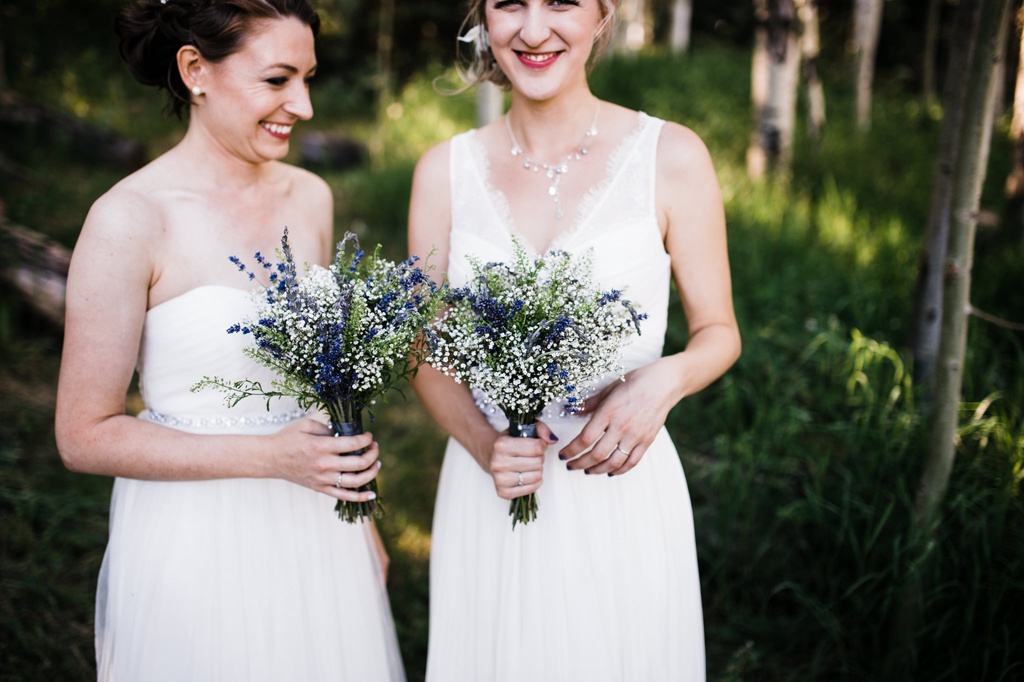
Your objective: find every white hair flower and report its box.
[458,24,490,54]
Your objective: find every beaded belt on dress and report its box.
[143,408,308,430]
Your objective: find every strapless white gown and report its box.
[426,113,706,681]
[95,285,405,681]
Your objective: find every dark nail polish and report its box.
[584,470,591,475]
[550,434,559,442]
[608,473,615,477]
[566,463,573,471]
[558,453,567,461]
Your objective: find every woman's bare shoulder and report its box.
[656,120,715,177]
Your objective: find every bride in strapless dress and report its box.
[54,2,403,680]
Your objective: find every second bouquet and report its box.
[193,229,441,523]
[428,240,645,528]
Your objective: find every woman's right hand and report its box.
[270,418,381,503]
[486,422,557,500]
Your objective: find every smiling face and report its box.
[191,16,316,165]
[484,0,607,102]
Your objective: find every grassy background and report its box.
[2,41,1023,681]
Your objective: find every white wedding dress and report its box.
[426,113,706,681]
[95,285,405,681]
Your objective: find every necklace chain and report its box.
[505,103,600,220]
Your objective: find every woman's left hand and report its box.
[558,359,680,476]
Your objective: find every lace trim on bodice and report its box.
[463,111,655,256]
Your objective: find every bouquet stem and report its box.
[329,406,384,523]
[508,417,540,528]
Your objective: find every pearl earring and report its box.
[191,85,203,96]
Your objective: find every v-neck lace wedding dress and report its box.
[426,113,706,681]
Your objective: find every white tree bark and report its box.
[918,0,1010,535]
[923,0,943,107]
[769,16,801,169]
[747,0,772,180]
[911,0,984,394]
[853,0,885,132]
[615,0,650,53]
[748,0,800,178]
[1006,8,1024,200]
[670,0,693,54]
[797,0,826,142]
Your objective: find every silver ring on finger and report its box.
[335,471,344,489]
[517,471,524,487]
[614,445,631,456]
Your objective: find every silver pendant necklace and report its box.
[505,103,600,220]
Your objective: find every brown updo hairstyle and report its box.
[116,0,321,118]
[456,0,617,91]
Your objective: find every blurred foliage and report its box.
[3,2,1024,680]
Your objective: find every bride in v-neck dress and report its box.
[408,1,741,680]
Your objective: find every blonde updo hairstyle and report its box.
[456,0,617,90]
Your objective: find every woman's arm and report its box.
[54,182,379,503]
[407,141,553,500]
[558,122,741,475]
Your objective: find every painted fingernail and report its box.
[550,434,559,442]
[584,470,592,476]
[566,463,574,471]
[558,453,567,461]
[367,492,377,500]
[608,473,615,477]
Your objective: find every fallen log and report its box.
[0,90,147,171]
[0,219,70,327]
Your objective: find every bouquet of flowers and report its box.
[192,229,442,522]
[428,240,645,528]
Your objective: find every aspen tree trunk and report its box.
[748,0,772,180]
[769,0,801,170]
[615,0,650,53]
[747,0,800,179]
[992,11,1010,116]
[916,0,1008,607]
[1005,9,1024,220]
[0,1,5,89]
[670,0,693,54]
[888,1,1011,676]
[797,0,826,143]
[920,1,1010,529]
[911,0,984,396]
[853,0,885,132]
[923,0,943,108]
